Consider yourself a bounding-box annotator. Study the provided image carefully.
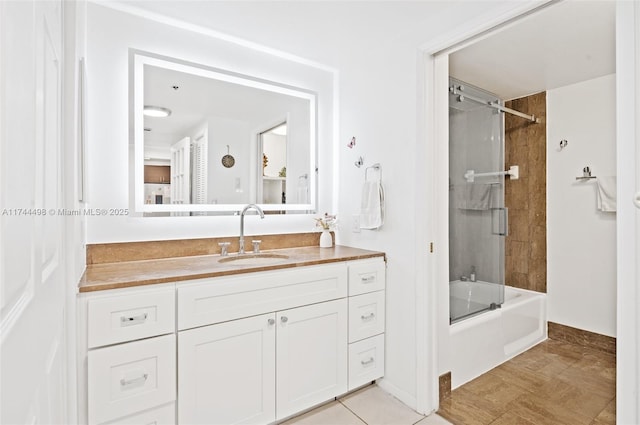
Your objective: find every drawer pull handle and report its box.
[361,275,376,283]
[361,312,376,320]
[120,373,148,388]
[281,316,288,323]
[120,313,148,326]
[268,318,275,325]
[361,357,375,366]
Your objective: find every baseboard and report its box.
[438,372,451,403]
[548,321,616,355]
[376,378,417,411]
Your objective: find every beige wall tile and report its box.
[505,92,547,293]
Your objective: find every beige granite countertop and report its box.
[78,245,385,293]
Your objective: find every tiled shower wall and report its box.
[504,92,547,293]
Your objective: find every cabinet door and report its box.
[144,165,170,183]
[276,299,348,420]
[178,313,276,425]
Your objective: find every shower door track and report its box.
[449,86,540,123]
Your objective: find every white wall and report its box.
[547,74,617,337]
[263,133,286,177]
[206,116,251,204]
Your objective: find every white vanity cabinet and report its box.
[347,259,386,390]
[80,255,386,425]
[275,299,348,420]
[80,285,177,425]
[178,299,347,425]
[176,263,349,424]
[178,313,277,425]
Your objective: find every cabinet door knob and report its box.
[281,316,288,323]
[268,318,275,325]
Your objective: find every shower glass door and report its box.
[448,78,505,323]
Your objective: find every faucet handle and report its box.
[218,242,231,256]
[251,240,262,254]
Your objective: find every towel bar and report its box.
[365,163,382,181]
[464,165,518,183]
[576,166,596,180]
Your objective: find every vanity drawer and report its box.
[348,334,385,391]
[99,402,175,425]
[87,288,175,349]
[348,290,385,343]
[177,263,347,330]
[88,334,176,425]
[348,259,385,296]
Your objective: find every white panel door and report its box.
[178,313,276,425]
[170,137,190,204]
[276,299,348,420]
[191,130,208,205]
[0,1,67,424]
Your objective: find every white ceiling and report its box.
[102,0,522,67]
[108,0,616,104]
[144,65,309,147]
[449,0,616,100]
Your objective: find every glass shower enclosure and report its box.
[449,78,506,323]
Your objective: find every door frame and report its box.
[415,1,640,422]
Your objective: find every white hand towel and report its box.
[457,183,492,210]
[360,181,384,229]
[596,176,617,212]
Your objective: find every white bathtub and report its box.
[449,281,547,389]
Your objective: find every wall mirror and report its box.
[132,51,317,215]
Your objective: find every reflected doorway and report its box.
[258,122,287,205]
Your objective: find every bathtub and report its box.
[449,280,546,389]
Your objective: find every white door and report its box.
[178,313,276,425]
[170,137,190,204]
[191,131,208,205]
[1,1,68,424]
[276,299,348,420]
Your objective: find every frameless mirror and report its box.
[132,51,317,215]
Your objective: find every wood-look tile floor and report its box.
[438,339,616,425]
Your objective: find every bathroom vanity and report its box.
[77,245,386,425]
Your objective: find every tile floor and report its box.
[282,385,452,425]
[438,339,616,425]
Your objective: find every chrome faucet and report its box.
[239,204,265,254]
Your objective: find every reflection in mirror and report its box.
[132,51,317,215]
[259,122,288,205]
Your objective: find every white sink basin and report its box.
[218,253,290,267]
